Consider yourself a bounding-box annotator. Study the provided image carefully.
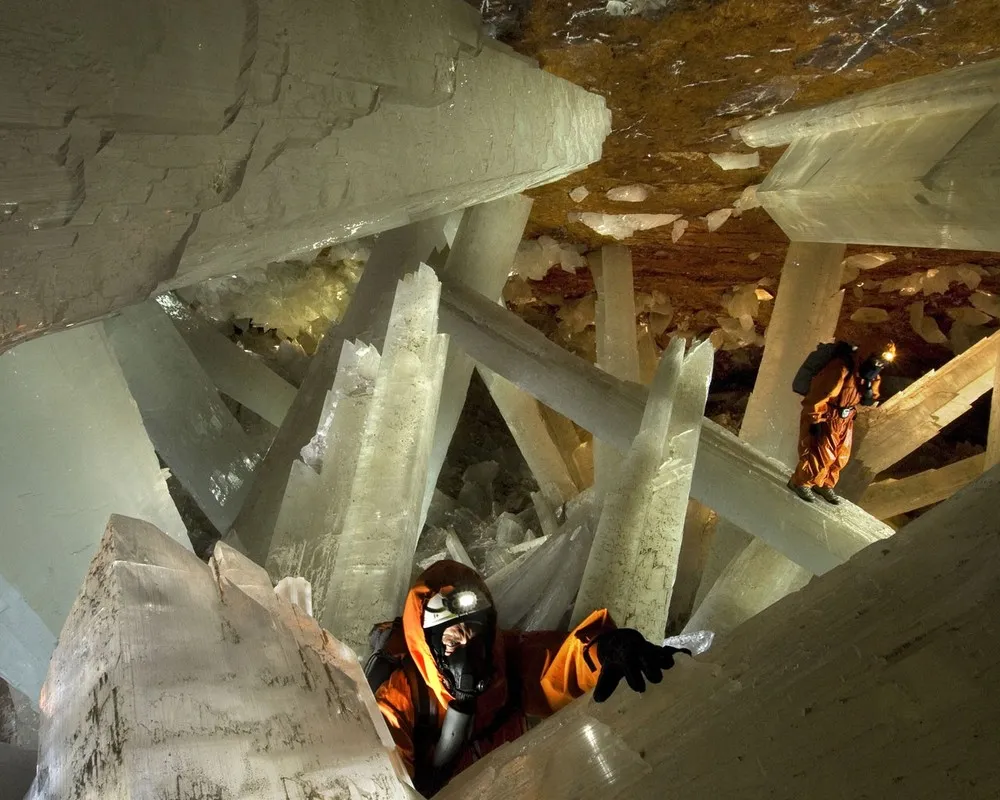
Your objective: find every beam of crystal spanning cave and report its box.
[690,242,844,634]
[590,245,640,493]
[839,329,1000,500]
[738,59,1000,148]
[265,341,381,621]
[157,293,297,428]
[105,301,261,534]
[573,340,713,640]
[739,243,845,468]
[434,465,1000,800]
[0,325,185,703]
[985,340,1000,472]
[420,195,533,528]
[321,265,448,655]
[860,453,986,519]
[228,217,452,564]
[480,368,580,506]
[439,282,893,574]
[1,0,610,348]
[29,515,412,799]
[742,60,1000,250]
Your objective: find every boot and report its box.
[811,486,841,505]
[787,479,815,502]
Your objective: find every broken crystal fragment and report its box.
[731,184,762,217]
[754,287,774,301]
[569,211,680,240]
[606,185,650,202]
[908,301,948,344]
[569,186,590,203]
[703,208,733,232]
[709,151,760,170]
[879,272,924,295]
[970,290,1000,318]
[947,307,993,326]
[843,252,895,272]
[671,218,689,242]
[850,307,890,324]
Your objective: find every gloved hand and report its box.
[809,422,823,438]
[592,629,688,703]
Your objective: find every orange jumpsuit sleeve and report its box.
[376,670,418,777]
[803,360,848,424]
[511,609,617,716]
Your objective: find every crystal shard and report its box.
[28,515,411,799]
[569,212,680,240]
[573,339,714,640]
[105,300,261,534]
[321,265,448,654]
[0,325,185,702]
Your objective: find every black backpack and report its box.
[792,341,856,395]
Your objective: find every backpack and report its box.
[792,341,856,396]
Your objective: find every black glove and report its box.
[592,629,688,703]
[809,422,823,438]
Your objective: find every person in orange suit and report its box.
[788,335,897,504]
[374,560,687,796]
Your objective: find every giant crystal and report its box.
[434,464,1000,800]
[589,245,640,492]
[105,300,261,534]
[27,515,412,799]
[741,60,1000,250]
[438,281,893,575]
[0,325,185,703]
[480,368,580,506]
[860,453,986,519]
[158,293,297,428]
[691,241,845,632]
[839,328,1000,499]
[421,195,534,528]
[738,243,845,467]
[0,0,610,348]
[230,218,452,564]
[573,339,713,640]
[321,265,448,654]
[266,341,381,620]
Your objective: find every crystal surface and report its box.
[569,211,681,240]
[709,151,760,170]
[605,185,650,202]
[321,265,448,655]
[157,293,297,428]
[28,515,411,799]
[0,325,185,702]
[266,341,381,620]
[590,245,641,491]
[105,300,261,534]
[861,453,986,519]
[573,340,713,640]
[229,217,452,564]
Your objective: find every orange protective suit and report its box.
[791,339,886,488]
[375,560,615,790]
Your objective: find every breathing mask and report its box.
[423,585,496,703]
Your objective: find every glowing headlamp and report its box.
[423,586,492,630]
[881,350,895,363]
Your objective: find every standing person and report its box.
[371,560,688,796]
[787,335,896,504]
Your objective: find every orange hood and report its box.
[402,559,505,709]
